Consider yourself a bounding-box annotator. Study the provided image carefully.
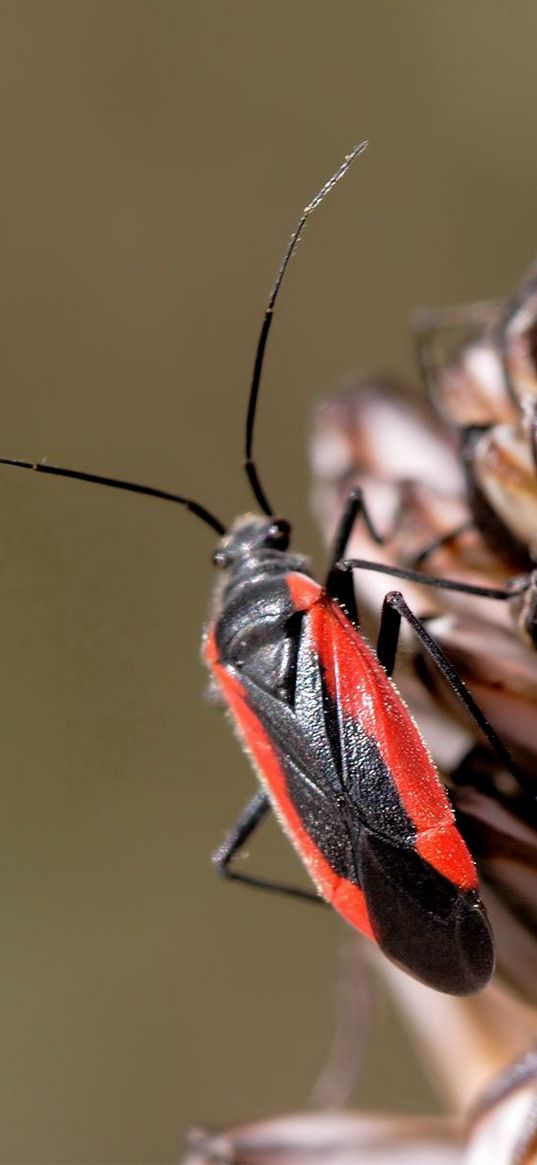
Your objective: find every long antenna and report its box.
[0,457,226,535]
[244,141,368,516]
[1,146,367,533]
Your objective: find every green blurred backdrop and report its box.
[0,2,536,1161]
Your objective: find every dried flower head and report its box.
[184,260,537,1165]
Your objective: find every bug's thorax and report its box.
[205,514,314,697]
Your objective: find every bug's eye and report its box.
[267,519,291,549]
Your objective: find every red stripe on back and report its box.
[416,824,477,886]
[307,592,478,892]
[286,572,321,611]
[205,626,374,940]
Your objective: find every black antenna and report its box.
[0,457,226,535]
[1,146,367,533]
[244,141,368,516]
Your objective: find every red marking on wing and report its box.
[286,572,322,611]
[308,592,478,892]
[415,826,476,887]
[204,626,374,940]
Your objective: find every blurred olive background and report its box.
[0,2,536,1161]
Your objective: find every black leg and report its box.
[325,486,397,627]
[325,491,486,621]
[212,789,325,906]
[325,489,363,626]
[378,590,532,793]
[326,486,392,565]
[337,554,520,602]
[374,598,402,678]
[329,475,478,574]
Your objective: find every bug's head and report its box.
[212,514,291,571]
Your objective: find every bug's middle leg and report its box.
[324,488,489,625]
[374,589,531,793]
[212,789,325,905]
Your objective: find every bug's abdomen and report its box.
[205,572,495,992]
[204,622,375,938]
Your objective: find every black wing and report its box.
[238,608,494,994]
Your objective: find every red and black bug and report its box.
[1,145,529,994]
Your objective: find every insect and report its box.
[2,144,527,995]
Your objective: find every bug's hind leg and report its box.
[212,789,325,906]
[376,590,531,794]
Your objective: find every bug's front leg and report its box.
[324,485,395,627]
[325,487,478,623]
